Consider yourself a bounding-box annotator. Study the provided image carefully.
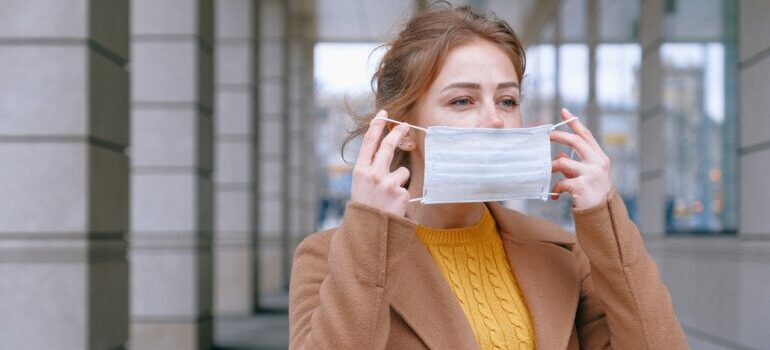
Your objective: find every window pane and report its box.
[313,42,384,230]
[661,0,737,234]
[559,44,588,117]
[560,0,587,43]
[522,44,557,126]
[599,0,639,43]
[662,42,737,233]
[597,43,642,222]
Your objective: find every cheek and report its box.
[505,111,522,128]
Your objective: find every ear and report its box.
[398,129,416,151]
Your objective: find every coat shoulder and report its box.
[292,228,338,265]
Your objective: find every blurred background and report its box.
[0,0,768,349]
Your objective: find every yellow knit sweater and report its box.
[415,204,536,350]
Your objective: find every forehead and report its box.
[433,40,519,85]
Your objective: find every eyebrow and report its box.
[441,81,520,92]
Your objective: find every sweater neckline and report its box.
[415,204,497,246]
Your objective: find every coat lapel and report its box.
[390,237,480,350]
[487,202,582,350]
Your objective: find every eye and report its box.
[498,98,520,108]
[450,97,473,106]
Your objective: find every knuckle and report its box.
[385,177,399,189]
[364,169,380,182]
[600,157,610,170]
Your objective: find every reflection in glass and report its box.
[662,43,736,233]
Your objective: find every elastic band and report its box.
[373,116,428,132]
[409,197,423,203]
[551,116,579,130]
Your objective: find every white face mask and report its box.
[375,116,577,205]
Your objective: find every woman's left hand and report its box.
[549,108,613,210]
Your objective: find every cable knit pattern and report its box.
[415,205,535,350]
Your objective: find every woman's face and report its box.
[403,40,522,160]
[413,39,522,130]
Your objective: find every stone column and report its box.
[257,0,288,297]
[0,1,130,349]
[213,0,259,315]
[585,0,600,138]
[738,0,770,240]
[736,2,770,346]
[284,0,317,289]
[129,0,215,348]
[638,0,666,236]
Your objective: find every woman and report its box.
[289,5,688,350]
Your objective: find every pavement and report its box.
[214,292,290,350]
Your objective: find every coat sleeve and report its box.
[288,201,417,350]
[571,187,690,349]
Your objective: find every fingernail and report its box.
[561,107,571,116]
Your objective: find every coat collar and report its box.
[390,202,581,350]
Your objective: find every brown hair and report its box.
[342,3,526,175]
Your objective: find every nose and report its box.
[479,101,504,128]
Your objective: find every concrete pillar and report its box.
[284,0,317,289]
[738,0,770,239]
[257,0,288,297]
[638,0,666,236]
[0,1,130,349]
[213,0,259,316]
[129,0,215,348]
[586,0,600,139]
[735,3,770,348]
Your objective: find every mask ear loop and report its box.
[373,116,428,203]
[551,116,578,130]
[373,116,428,132]
[548,116,580,198]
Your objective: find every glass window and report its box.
[518,18,577,229]
[661,0,738,233]
[559,44,589,117]
[599,0,639,43]
[313,42,384,230]
[521,44,557,127]
[597,43,641,222]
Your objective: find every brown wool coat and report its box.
[289,188,690,349]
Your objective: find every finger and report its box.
[356,110,388,167]
[550,178,578,199]
[388,166,411,187]
[552,156,586,179]
[373,123,409,171]
[561,108,604,155]
[550,130,601,163]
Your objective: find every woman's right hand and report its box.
[350,110,412,216]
